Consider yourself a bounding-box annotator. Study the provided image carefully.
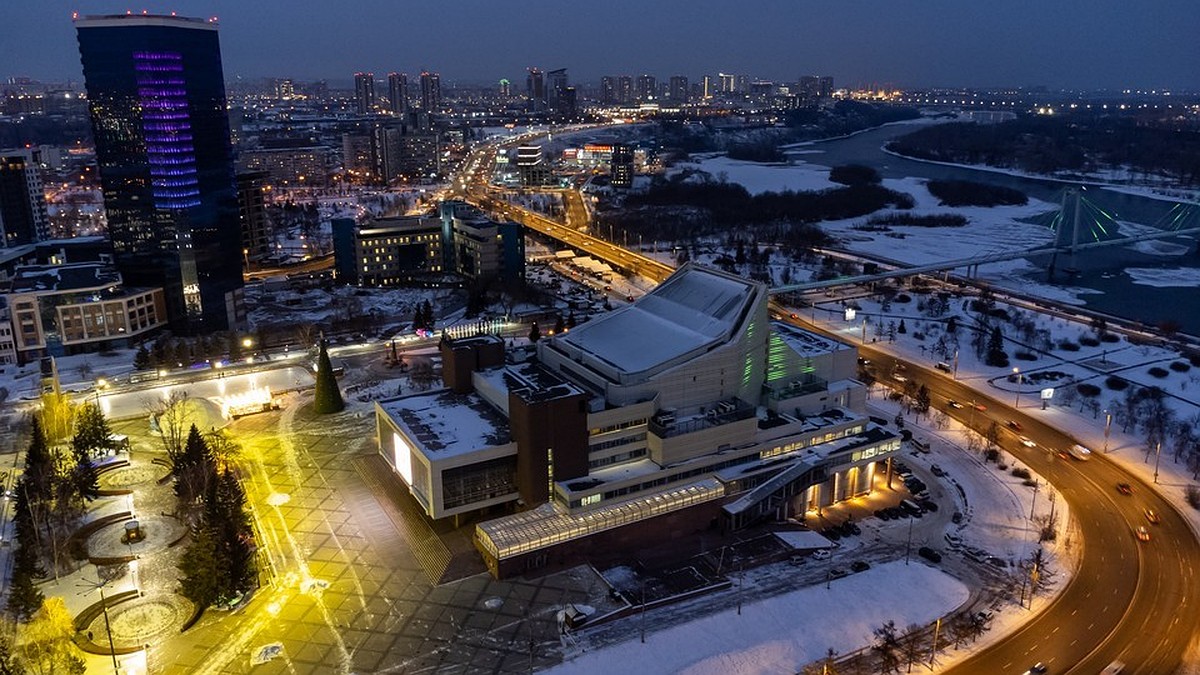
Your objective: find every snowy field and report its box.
[552,562,967,675]
[671,155,841,194]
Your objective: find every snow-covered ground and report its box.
[670,155,841,194]
[551,562,967,675]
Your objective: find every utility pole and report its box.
[1154,441,1162,484]
[904,516,914,565]
[1030,479,1039,520]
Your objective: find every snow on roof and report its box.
[773,529,835,550]
[771,321,847,356]
[556,264,758,375]
[379,390,511,458]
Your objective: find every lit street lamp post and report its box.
[1103,411,1112,453]
[1012,367,1022,408]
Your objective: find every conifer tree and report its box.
[313,340,345,414]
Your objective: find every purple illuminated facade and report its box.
[77,14,244,333]
[135,51,202,210]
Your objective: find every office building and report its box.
[275,78,295,100]
[669,76,689,103]
[547,68,568,112]
[702,75,715,99]
[374,264,896,577]
[515,145,550,187]
[617,76,633,105]
[333,201,522,287]
[636,74,657,101]
[600,76,617,105]
[387,72,408,116]
[235,171,271,265]
[610,144,634,189]
[7,262,166,363]
[498,79,512,99]
[239,146,330,188]
[0,148,49,247]
[75,13,245,332]
[354,72,376,114]
[526,68,545,111]
[819,76,835,99]
[420,71,441,111]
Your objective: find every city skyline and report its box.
[1,1,1198,90]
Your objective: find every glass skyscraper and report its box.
[76,14,244,333]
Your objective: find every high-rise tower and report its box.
[420,71,440,111]
[387,72,408,116]
[355,72,376,114]
[75,13,244,332]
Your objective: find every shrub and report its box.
[1170,361,1192,373]
[1079,336,1100,347]
[1077,383,1102,397]
[1014,350,1038,361]
[1189,353,1200,368]
[1101,333,1121,343]
[1058,340,1081,352]
[1105,376,1129,391]
[1022,478,1038,487]
[1148,366,1169,379]
[829,164,881,186]
[1011,467,1031,479]
[985,449,1000,462]
[1188,485,1200,510]
[895,294,912,304]
[926,179,1029,207]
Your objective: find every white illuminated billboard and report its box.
[393,433,414,484]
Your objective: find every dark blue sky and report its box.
[4,1,1199,89]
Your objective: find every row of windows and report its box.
[593,453,758,505]
[760,424,864,460]
[589,417,648,436]
[588,448,647,471]
[589,432,646,453]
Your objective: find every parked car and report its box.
[812,549,832,560]
[846,522,862,536]
[921,500,939,513]
[827,567,848,580]
[874,509,891,521]
[917,547,942,563]
[930,464,946,477]
[850,560,871,573]
[951,511,964,524]
[944,533,964,549]
[789,554,808,566]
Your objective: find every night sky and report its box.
[3,0,1199,89]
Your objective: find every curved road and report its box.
[861,350,1200,674]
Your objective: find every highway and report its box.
[859,352,1200,674]
[458,149,1200,672]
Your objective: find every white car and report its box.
[812,549,832,560]
[1019,436,1037,448]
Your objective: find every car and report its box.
[812,549,832,560]
[1116,482,1133,495]
[1145,509,1161,524]
[1021,663,1048,675]
[892,373,908,383]
[944,533,963,549]
[850,560,871,573]
[911,490,931,501]
[930,464,946,477]
[1136,526,1151,542]
[984,556,1008,568]
[935,362,952,373]
[825,528,841,541]
[972,402,988,412]
[790,313,799,320]
[874,508,891,521]
[828,567,849,579]
[886,506,905,519]
[947,400,964,409]
[789,554,808,566]
[1005,419,1024,431]
[917,547,942,563]
[845,522,862,536]
[1019,436,1037,448]
[921,500,939,513]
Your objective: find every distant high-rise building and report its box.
[526,68,545,111]
[275,78,295,100]
[610,144,634,189]
[0,147,49,247]
[718,73,738,94]
[702,75,716,99]
[516,145,549,187]
[818,75,834,99]
[558,87,577,117]
[76,13,245,332]
[355,72,376,114]
[419,71,440,111]
[499,78,512,99]
[617,75,633,105]
[636,75,656,101]
[669,76,689,103]
[600,76,617,105]
[236,171,271,264]
[547,68,568,112]
[387,72,408,116]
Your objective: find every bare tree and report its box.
[899,624,925,673]
[407,357,438,392]
[144,390,193,463]
[873,620,901,674]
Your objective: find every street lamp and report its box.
[1103,411,1112,453]
[1012,367,1022,408]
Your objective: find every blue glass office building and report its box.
[76,14,244,332]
